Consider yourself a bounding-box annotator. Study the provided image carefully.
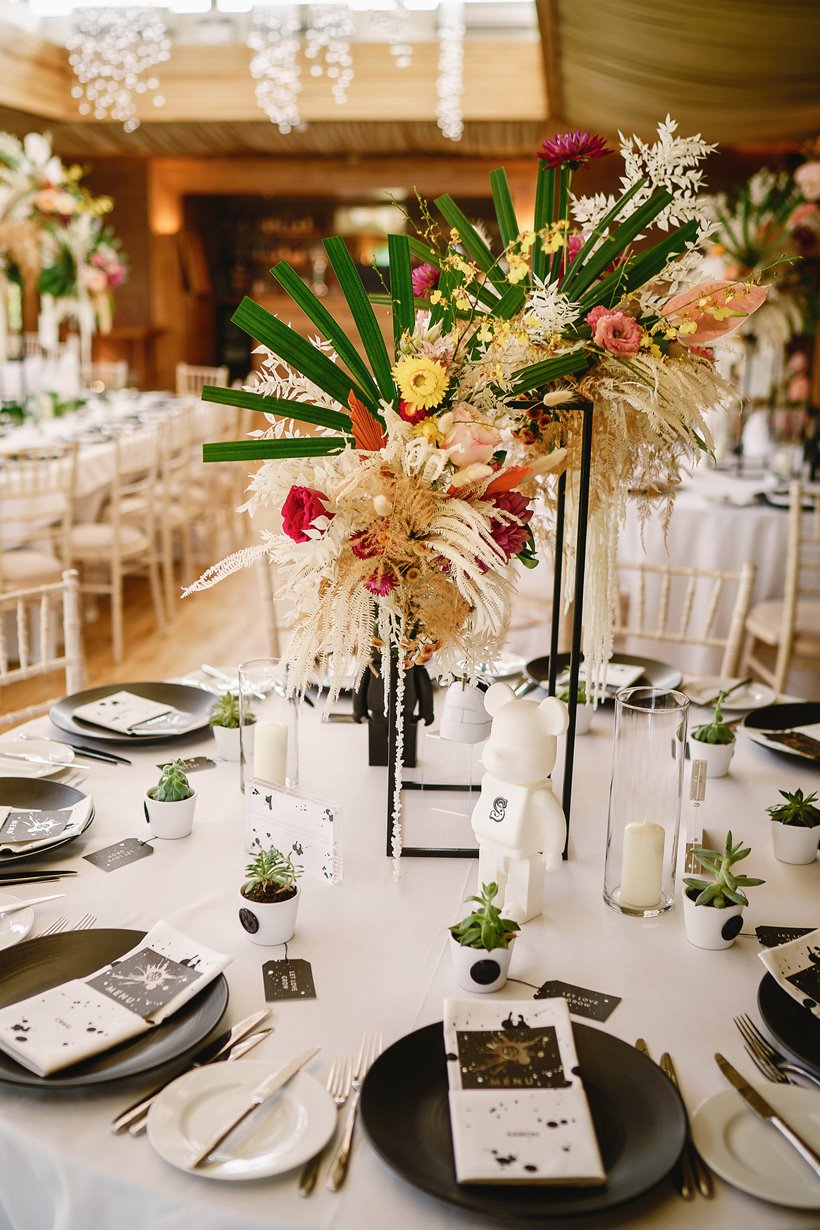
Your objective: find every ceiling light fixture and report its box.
[436,0,464,142]
[67,6,171,132]
[248,6,303,133]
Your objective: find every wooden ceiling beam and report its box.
[534,0,564,125]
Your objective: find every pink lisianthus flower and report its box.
[365,568,397,596]
[567,232,585,262]
[83,267,109,296]
[281,486,333,543]
[488,490,533,561]
[794,161,820,202]
[664,279,769,345]
[441,403,502,467]
[788,374,810,403]
[589,310,643,356]
[411,262,440,297]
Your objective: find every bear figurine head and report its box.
[481,682,569,786]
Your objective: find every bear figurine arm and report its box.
[532,788,567,871]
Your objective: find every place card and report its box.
[84,837,154,873]
[758,927,820,1016]
[444,998,605,1186]
[263,958,317,1002]
[0,810,69,844]
[534,980,621,1022]
[247,781,342,883]
[756,925,817,948]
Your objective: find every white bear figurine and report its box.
[470,682,569,925]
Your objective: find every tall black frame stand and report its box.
[387,400,595,859]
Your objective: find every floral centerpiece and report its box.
[40,214,127,338]
[190,118,767,866]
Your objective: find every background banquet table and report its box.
[0,684,817,1230]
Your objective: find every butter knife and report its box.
[636,1040,694,1200]
[661,1052,713,1198]
[111,1008,271,1133]
[190,1047,319,1169]
[715,1053,820,1180]
[0,893,65,916]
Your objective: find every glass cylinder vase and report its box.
[238,658,299,794]
[603,687,689,918]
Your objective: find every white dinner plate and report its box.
[0,739,75,779]
[691,1085,820,1209]
[0,893,34,950]
[148,1060,336,1180]
[683,676,776,711]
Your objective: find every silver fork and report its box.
[734,1015,820,1090]
[74,913,96,930]
[326,1033,382,1192]
[298,1056,352,1196]
[37,915,68,937]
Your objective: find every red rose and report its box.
[281,486,332,543]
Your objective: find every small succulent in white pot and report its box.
[144,760,196,839]
[682,831,765,949]
[209,692,250,761]
[558,682,593,734]
[449,882,520,993]
[767,788,820,865]
[239,846,303,946]
[688,692,735,777]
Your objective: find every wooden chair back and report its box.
[176,363,229,396]
[0,444,77,582]
[0,569,84,727]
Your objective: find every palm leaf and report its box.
[532,163,555,284]
[434,194,506,291]
[511,349,589,393]
[489,168,519,248]
[200,383,351,435]
[388,233,414,352]
[323,236,394,404]
[203,438,346,463]
[561,177,647,296]
[565,188,675,299]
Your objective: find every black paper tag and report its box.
[84,837,154,872]
[534,979,621,1022]
[0,810,69,842]
[263,958,316,1002]
[156,756,216,773]
[755,925,817,948]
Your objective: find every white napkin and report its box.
[71,691,189,736]
[758,928,820,1018]
[444,997,605,1186]
[0,921,231,1076]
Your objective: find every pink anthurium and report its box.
[663,280,768,345]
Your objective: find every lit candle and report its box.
[253,720,288,786]
[620,822,665,908]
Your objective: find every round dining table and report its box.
[0,680,817,1230]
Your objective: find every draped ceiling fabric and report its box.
[556,0,820,143]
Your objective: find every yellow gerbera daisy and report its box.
[392,355,450,412]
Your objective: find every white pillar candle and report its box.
[38,294,58,353]
[253,720,288,786]
[620,822,665,909]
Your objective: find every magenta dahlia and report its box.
[536,131,613,170]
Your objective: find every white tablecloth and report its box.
[0,688,817,1230]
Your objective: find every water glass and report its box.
[238,658,299,794]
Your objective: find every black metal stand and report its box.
[386,399,595,860]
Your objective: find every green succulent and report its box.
[450,882,520,951]
[243,846,302,901]
[766,788,820,829]
[209,691,246,729]
[558,683,587,705]
[683,831,765,908]
[149,760,193,803]
[691,691,735,746]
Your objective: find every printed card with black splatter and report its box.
[0,921,230,1077]
[758,926,820,1017]
[443,998,604,1186]
[247,780,342,883]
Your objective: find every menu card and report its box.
[758,927,820,1017]
[0,797,93,856]
[444,997,605,1186]
[71,691,190,736]
[0,922,230,1076]
[247,780,342,883]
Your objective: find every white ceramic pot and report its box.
[212,724,241,761]
[450,934,514,993]
[143,789,196,840]
[439,682,492,744]
[688,737,735,778]
[238,884,300,946]
[682,888,743,949]
[572,704,593,735]
[771,823,820,865]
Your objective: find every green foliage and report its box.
[683,831,765,908]
[691,692,736,745]
[209,692,246,730]
[149,760,193,803]
[558,683,587,705]
[766,787,820,829]
[450,882,520,951]
[243,846,302,895]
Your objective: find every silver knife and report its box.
[126,1029,273,1136]
[190,1047,319,1169]
[111,1008,271,1133]
[0,894,65,916]
[715,1053,820,1181]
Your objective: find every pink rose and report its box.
[442,404,501,467]
[591,310,642,355]
[281,486,333,543]
[795,161,820,202]
[787,374,810,403]
[664,279,768,345]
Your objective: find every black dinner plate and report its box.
[758,974,820,1075]
[524,653,682,699]
[0,929,228,1087]
[360,1021,686,1221]
[742,703,820,764]
[50,682,214,744]
[0,778,93,864]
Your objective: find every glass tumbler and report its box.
[603,687,689,917]
[238,658,299,794]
